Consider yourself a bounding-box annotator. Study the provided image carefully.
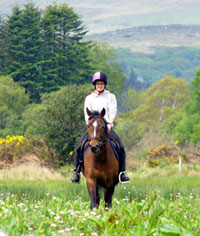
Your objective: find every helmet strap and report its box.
[94,88,105,95]
[97,89,104,95]
[94,85,105,95]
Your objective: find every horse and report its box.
[83,107,119,209]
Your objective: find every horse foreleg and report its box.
[104,186,115,208]
[96,187,100,208]
[86,180,98,209]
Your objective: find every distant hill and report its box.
[1,0,200,53]
[0,0,200,35]
[86,24,200,53]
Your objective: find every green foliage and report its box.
[89,42,126,95]
[115,117,143,151]
[121,88,141,112]
[169,70,200,145]
[0,76,29,136]
[0,3,126,103]
[0,3,94,102]
[38,84,92,165]
[115,47,200,89]
[22,103,46,135]
[41,4,92,91]
[6,3,42,102]
[0,177,200,235]
[134,76,190,128]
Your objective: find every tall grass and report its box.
[0,174,200,203]
[1,162,200,203]
[0,183,200,236]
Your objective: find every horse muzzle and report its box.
[90,145,101,153]
[88,136,106,153]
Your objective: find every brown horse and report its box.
[83,108,119,209]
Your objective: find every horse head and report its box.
[86,108,107,153]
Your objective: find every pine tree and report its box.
[7,4,42,102]
[41,4,92,93]
[0,17,9,75]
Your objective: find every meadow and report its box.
[0,165,200,236]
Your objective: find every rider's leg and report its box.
[108,129,130,183]
[118,147,130,183]
[70,147,82,183]
[70,131,88,183]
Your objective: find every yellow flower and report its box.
[69,151,74,156]
[175,140,179,145]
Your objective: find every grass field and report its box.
[0,165,200,236]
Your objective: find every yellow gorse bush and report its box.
[0,135,27,164]
[0,135,25,145]
[148,143,179,167]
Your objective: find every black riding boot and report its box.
[119,149,130,184]
[70,150,81,183]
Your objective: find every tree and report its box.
[41,4,93,93]
[0,17,9,75]
[6,3,42,102]
[172,69,200,144]
[0,3,125,103]
[0,76,29,136]
[121,88,141,112]
[38,84,92,165]
[142,76,190,122]
[122,75,190,134]
[115,118,142,151]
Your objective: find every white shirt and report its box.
[84,90,117,124]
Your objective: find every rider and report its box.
[70,71,130,184]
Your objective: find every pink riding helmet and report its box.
[92,72,107,85]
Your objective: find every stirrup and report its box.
[70,172,80,183]
[119,171,130,184]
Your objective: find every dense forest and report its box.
[0,2,200,167]
[115,47,200,91]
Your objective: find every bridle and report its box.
[88,136,107,149]
[87,116,107,149]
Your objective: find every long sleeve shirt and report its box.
[84,90,117,124]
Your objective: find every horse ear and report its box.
[101,108,106,117]
[86,107,92,116]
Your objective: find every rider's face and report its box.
[95,81,105,91]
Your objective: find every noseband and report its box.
[88,136,107,149]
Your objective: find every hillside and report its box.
[1,0,200,53]
[0,0,200,35]
[86,24,200,53]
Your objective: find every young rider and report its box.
[70,72,130,184]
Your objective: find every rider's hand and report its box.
[107,123,112,133]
